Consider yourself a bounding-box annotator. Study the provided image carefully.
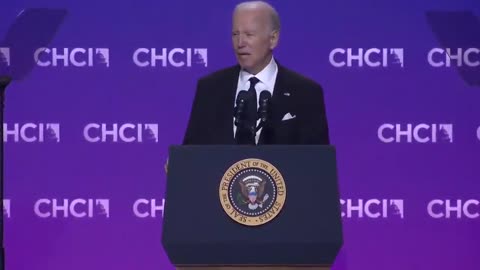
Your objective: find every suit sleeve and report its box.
[301,84,330,145]
[182,78,208,145]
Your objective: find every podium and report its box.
[162,145,343,270]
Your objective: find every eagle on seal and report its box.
[238,175,269,210]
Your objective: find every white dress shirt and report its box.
[233,56,278,144]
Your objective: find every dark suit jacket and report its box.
[183,63,330,145]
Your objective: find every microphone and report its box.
[233,90,249,127]
[0,76,12,90]
[256,90,271,130]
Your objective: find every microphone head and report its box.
[234,90,249,119]
[0,76,12,88]
[236,90,249,104]
[259,90,272,101]
[258,90,272,123]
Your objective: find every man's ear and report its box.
[270,30,280,50]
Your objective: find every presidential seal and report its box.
[219,158,286,226]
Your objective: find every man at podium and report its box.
[164,5,342,270]
[182,1,330,146]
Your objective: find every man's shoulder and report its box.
[279,64,324,92]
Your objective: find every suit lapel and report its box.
[216,65,240,144]
[259,64,291,144]
[271,65,291,124]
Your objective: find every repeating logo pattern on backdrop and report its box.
[34,199,110,218]
[0,7,478,270]
[1,198,478,220]
[3,123,473,144]
[133,48,208,67]
[83,123,158,143]
[428,48,480,67]
[428,199,479,219]
[329,48,404,67]
[133,199,165,218]
[34,48,110,67]
[4,47,480,69]
[3,123,60,143]
[378,123,453,143]
[341,199,404,219]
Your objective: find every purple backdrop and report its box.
[1,0,479,269]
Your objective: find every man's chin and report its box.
[238,63,254,73]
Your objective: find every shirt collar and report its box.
[239,56,277,89]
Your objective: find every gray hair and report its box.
[234,1,281,31]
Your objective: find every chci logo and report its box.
[219,158,286,226]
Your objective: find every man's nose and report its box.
[237,34,246,47]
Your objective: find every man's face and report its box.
[232,8,278,74]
